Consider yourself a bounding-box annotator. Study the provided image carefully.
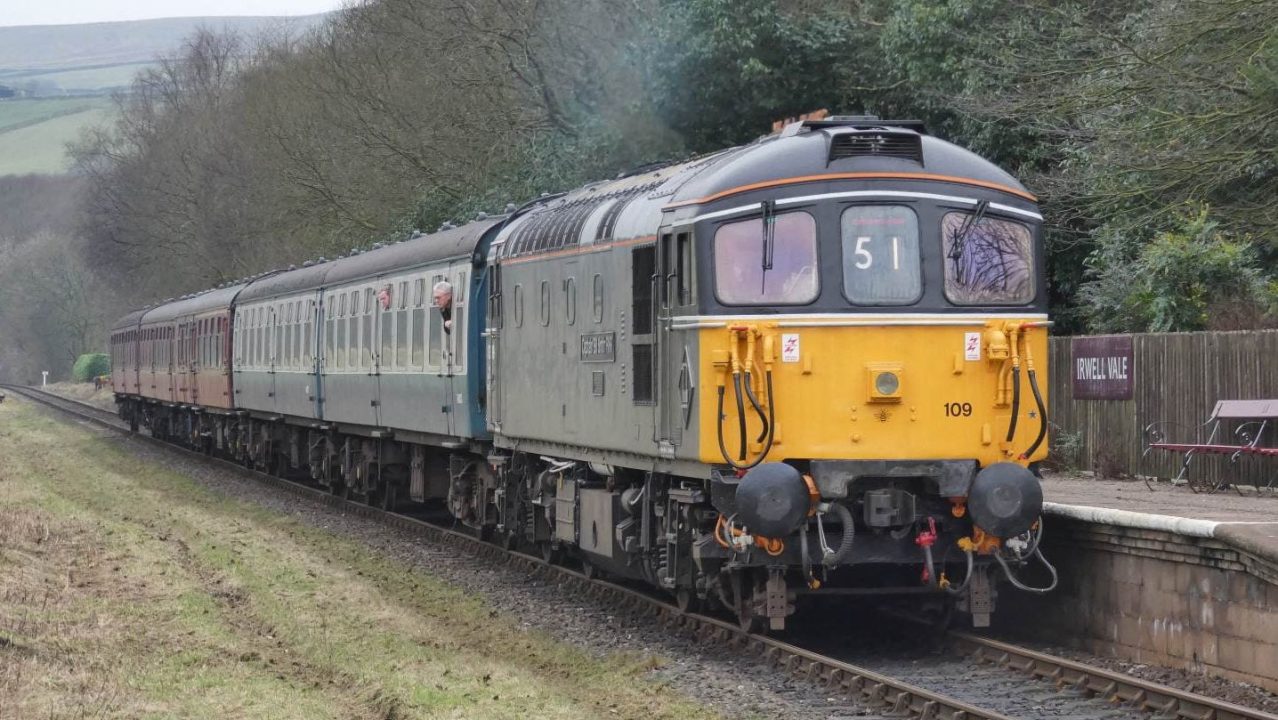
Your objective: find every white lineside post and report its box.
[41,370,48,388]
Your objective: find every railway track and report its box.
[6,383,1276,720]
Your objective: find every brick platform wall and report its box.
[996,517,1278,693]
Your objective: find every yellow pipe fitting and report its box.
[743,325,757,375]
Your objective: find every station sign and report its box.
[1071,335,1134,400]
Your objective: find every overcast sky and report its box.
[0,0,348,27]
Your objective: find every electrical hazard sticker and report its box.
[964,332,981,361]
[781,333,800,363]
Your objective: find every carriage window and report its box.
[592,274,604,323]
[414,278,425,307]
[452,272,466,368]
[941,212,1034,305]
[381,295,394,368]
[396,304,409,368]
[427,275,444,369]
[325,296,335,367]
[841,206,922,305]
[362,290,374,368]
[304,302,313,365]
[275,311,284,366]
[714,212,818,305]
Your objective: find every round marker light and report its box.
[874,372,900,396]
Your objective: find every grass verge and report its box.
[0,398,715,719]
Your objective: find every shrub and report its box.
[71,353,110,382]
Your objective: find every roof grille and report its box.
[828,131,923,164]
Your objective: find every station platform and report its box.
[1041,473,1278,562]
[1019,473,1278,693]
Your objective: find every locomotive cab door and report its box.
[656,228,695,456]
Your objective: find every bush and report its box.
[1078,206,1277,332]
[71,352,110,382]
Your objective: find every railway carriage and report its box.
[111,115,1055,632]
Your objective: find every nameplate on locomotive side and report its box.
[580,332,616,363]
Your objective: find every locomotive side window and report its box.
[539,280,550,327]
[564,277,576,325]
[840,205,922,305]
[714,211,818,305]
[941,212,1034,305]
[513,283,524,328]
[676,232,694,306]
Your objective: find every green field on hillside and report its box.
[0,98,113,175]
[0,62,154,93]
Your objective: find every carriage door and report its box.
[445,261,469,436]
[311,294,324,420]
[657,229,695,456]
[267,305,280,413]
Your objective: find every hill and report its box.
[0,14,329,175]
[0,15,327,74]
[0,97,113,174]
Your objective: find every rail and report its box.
[7,383,1277,720]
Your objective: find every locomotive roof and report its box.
[141,282,250,324]
[237,218,502,303]
[665,122,1032,207]
[492,119,1035,262]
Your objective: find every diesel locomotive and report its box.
[110,115,1055,632]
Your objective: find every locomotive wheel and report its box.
[676,588,700,614]
[736,603,765,634]
[378,483,398,512]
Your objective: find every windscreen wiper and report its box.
[947,199,989,266]
[760,199,776,294]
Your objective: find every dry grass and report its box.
[40,382,117,412]
[0,399,717,720]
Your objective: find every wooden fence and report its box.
[1047,330,1278,487]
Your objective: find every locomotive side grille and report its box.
[828,131,923,164]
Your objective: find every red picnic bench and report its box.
[1142,399,1277,493]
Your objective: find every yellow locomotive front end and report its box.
[697,318,1050,470]
[653,121,1057,630]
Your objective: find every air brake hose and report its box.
[1006,366,1021,443]
[1022,369,1048,459]
[732,372,747,460]
[820,501,856,566]
[743,372,770,442]
[715,372,776,471]
[1006,326,1022,444]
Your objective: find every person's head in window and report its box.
[433,280,454,331]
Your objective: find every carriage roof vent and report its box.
[828,130,923,165]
